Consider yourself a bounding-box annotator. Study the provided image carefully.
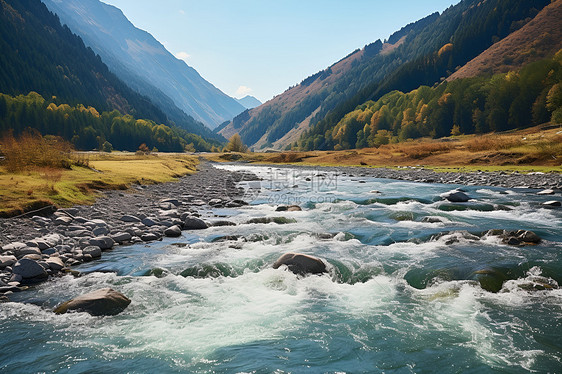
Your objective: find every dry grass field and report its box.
[205,125,562,173]
[0,139,198,217]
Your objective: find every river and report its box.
[1,164,561,373]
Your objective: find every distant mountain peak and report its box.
[236,95,262,109]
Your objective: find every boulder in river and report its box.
[54,288,131,316]
[182,216,208,230]
[12,259,48,280]
[275,205,302,212]
[421,216,445,223]
[440,190,470,203]
[273,253,327,275]
[537,189,555,195]
[164,225,182,237]
[542,200,561,207]
[484,229,541,246]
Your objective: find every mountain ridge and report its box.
[43,0,245,129]
[218,0,550,151]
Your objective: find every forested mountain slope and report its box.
[219,0,550,150]
[0,0,165,123]
[43,0,245,129]
[304,51,562,150]
[448,0,562,80]
[0,0,220,151]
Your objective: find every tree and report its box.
[224,134,247,152]
[101,141,112,153]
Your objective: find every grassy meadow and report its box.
[0,135,197,217]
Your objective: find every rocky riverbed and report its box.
[0,162,257,297]
[1,161,561,299]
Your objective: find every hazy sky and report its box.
[102,1,459,102]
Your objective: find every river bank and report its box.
[0,162,257,296]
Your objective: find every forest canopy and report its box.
[0,92,221,152]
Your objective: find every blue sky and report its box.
[102,0,459,102]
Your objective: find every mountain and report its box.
[219,0,550,150]
[0,0,220,151]
[448,0,562,80]
[42,0,245,129]
[0,0,166,124]
[236,96,262,109]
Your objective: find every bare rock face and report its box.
[273,253,327,275]
[54,288,131,316]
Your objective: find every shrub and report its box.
[0,129,72,172]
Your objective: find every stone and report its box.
[54,216,73,226]
[46,257,65,271]
[120,215,141,223]
[183,216,208,230]
[440,190,470,203]
[515,230,541,244]
[14,247,42,258]
[12,259,48,279]
[208,198,223,207]
[111,232,132,243]
[56,208,79,216]
[1,242,27,252]
[537,189,555,195]
[54,288,131,316]
[88,236,115,250]
[211,220,237,227]
[82,246,102,259]
[275,205,302,212]
[90,219,107,227]
[160,198,180,207]
[272,253,327,276]
[164,225,182,237]
[92,226,110,236]
[0,255,17,269]
[421,216,444,223]
[542,200,561,207]
[141,233,160,242]
[141,217,158,227]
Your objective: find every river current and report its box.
[1,164,561,373]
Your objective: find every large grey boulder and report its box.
[54,288,131,316]
[82,246,102,259]
[273,253,327,275]
[164,225,182,237]
[440,190,470,203]
[12,259,48,279]
[111,232,132,243]
[89,236,115,250]
[542,200,561,207]
[183,216,208,230]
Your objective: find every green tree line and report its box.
[0,92,220,152]
[295,50,562,150]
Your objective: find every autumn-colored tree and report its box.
[224,134,248,153]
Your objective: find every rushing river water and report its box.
[1,165,561,373]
